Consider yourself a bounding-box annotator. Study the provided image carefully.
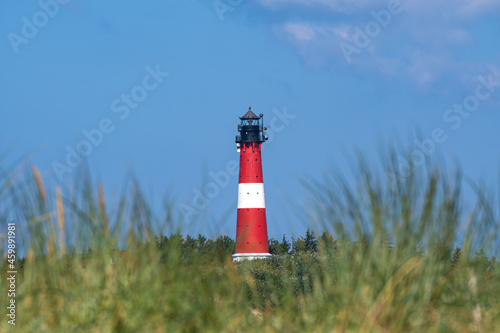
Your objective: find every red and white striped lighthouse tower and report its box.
[233,107,272,262]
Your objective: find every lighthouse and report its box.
[233,107,272,262]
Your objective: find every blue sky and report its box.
[1,0,500,240]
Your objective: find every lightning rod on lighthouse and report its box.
[233,107,272,262]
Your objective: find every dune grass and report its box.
[0,151,499,332]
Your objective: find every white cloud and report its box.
[283,22,318,41]
[258,0,386,13]
[261,0,500,86]
[258,0,500,18]
[330,26,351,40]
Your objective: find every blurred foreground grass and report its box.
[0,151,499,332]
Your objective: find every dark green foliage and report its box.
[451,246,462,269]
[280,234,291,254]
[182,234,197,257]
[135,232,236,263]
[213,235,236,260]
[304,229,318,252]
[268,237,280,255]
[269,234,293,254]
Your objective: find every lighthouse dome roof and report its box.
[240,107,260,120]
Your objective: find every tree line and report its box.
[126,229,497,271]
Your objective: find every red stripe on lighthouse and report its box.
[235,208,269,253]
[238,142,263,183]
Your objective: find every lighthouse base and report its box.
[232,253,272,262]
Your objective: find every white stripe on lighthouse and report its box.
[237,183,266,209]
